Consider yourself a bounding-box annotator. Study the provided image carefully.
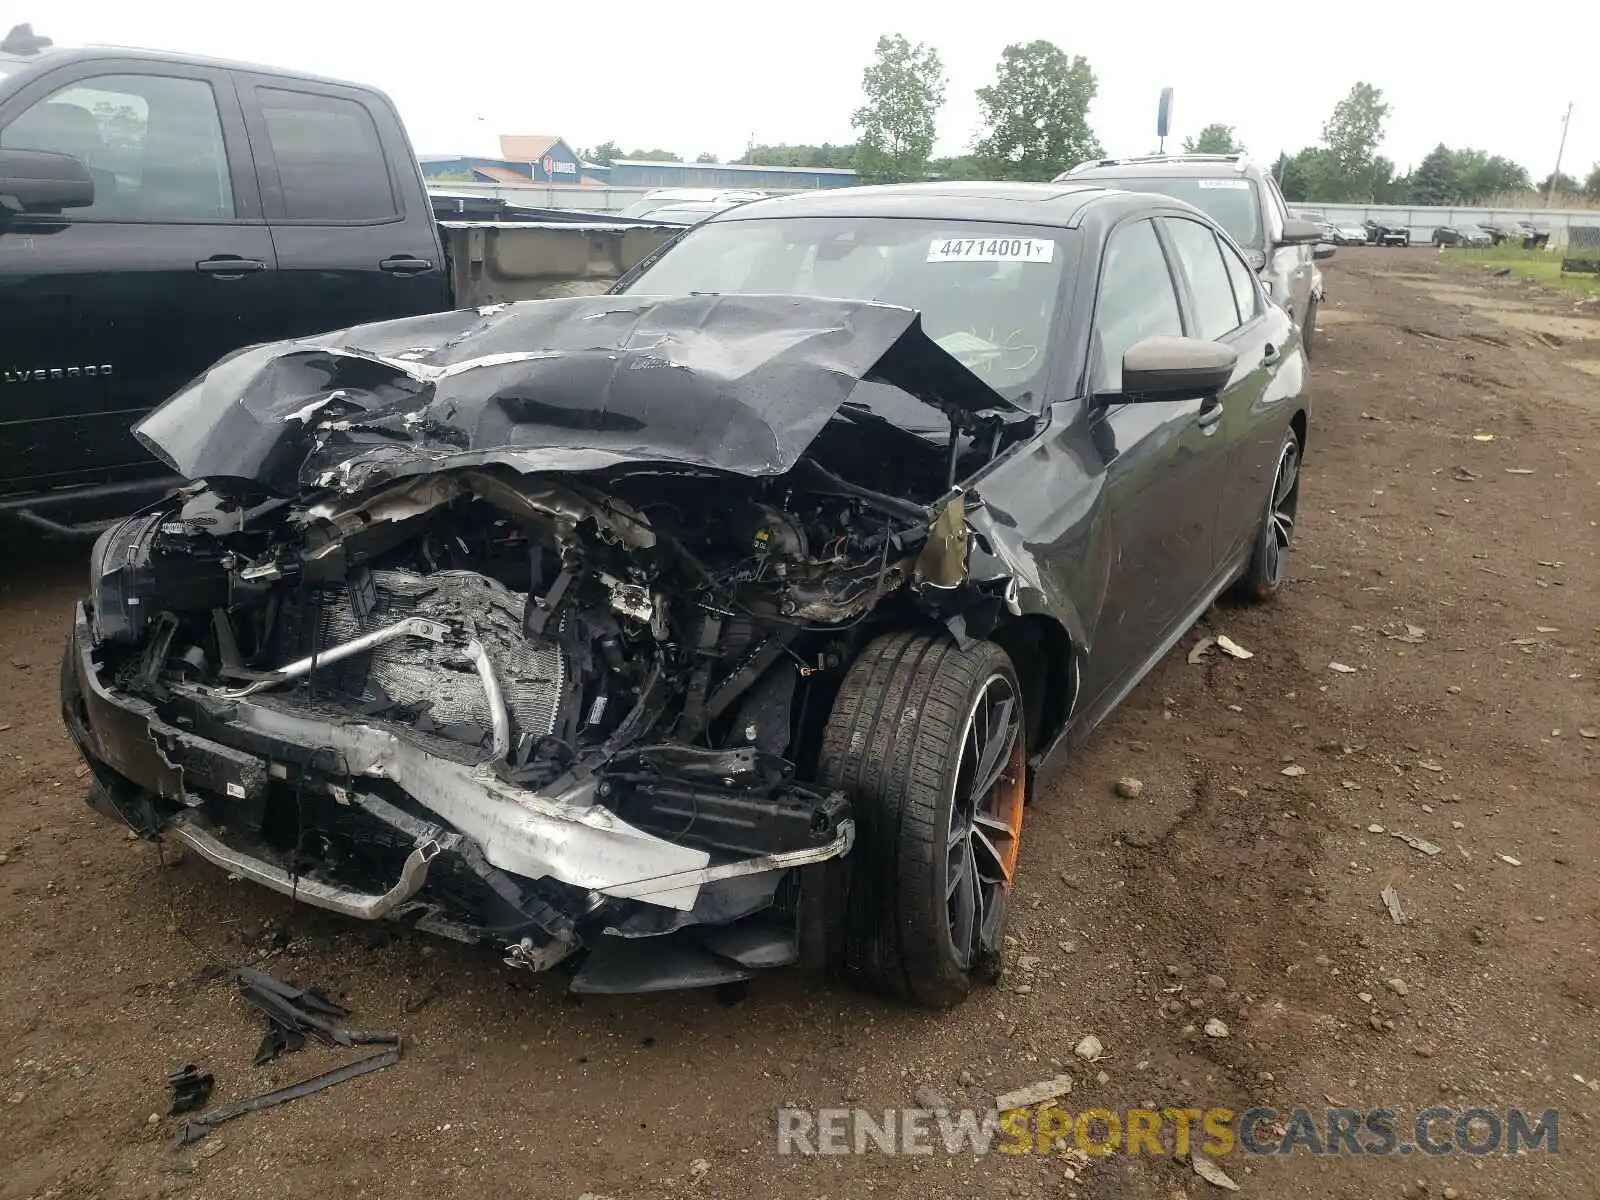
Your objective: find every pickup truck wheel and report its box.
[1235,428,1302,603]
[816,632,1026,1008]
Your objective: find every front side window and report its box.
[619,215,1070,401]
[0,73,233,220]
[1164,217,1242,340]
[256,87,394,220]
[1091,218,1182,392]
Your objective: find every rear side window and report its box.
[0,73,233,220]
[257,87,395,220]
[1163,217,1241,340]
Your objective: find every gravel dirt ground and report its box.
[1,247,1596,1200]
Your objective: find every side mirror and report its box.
[1112,336,1238,402]
[1313,243,1336,261]
[0,147,94,215]
[1277,218,1323,246]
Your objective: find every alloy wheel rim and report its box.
[1263,439,1301,586]
[946,672,1026,972]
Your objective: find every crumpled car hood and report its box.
[134,293,1014,496]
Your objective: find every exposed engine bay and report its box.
[62,292,1037,993]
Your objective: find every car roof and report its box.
[711,181,1136,229]
[1057,154,1263,183]
[0,38,382,93]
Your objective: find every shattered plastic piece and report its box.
[1380,884,1407,924]
[1391,831,1443,856]
[1187,636,1216,665]
[1497,854,1522,867]
[994,1075,1074,1112]
[1215,635,1253,660]
[167,1065,214,1116]
[1280,764,1307,777]
[1192,1155,1240,1191]
[1328,662,1357,673]
[1472,433,1496,442]
[172,1048,401,1147]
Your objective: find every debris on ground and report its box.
[166,1065,214,1116]
[1280,764,1308,777]
[1392,831,1443,856]
[1328,662,1358,674]
[1074,1034,1105,1061]
[1192,1154,1241,1191]
[1497,854,1523,867]
[1215,635,1253,659]
[1204,1018,1230,1039]
[1188,636,1217,665]
[170,966,404,1147]
[1383,623,1427,644]
[1113,777,1144,800]
[1381,884,1408,924]
[994,1075,1074,1112]
[913,1086,951,1115]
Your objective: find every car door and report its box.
[0,61,273,492]
[235,74,449,340]
[1163,215,1286,566]
[1077,216,1222,704]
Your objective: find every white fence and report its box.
[1296,203,1600,247]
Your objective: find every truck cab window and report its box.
[0,74,233,220]
[257,88,395,220]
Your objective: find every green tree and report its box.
[1408,143,1456,205]
[1371,157,1409,204]
[1454,152,1530,201]
[851,33,946,183]
[1539,171,1579,198]
[1319,82,1390,201]
[582,140,621,166]
[738,143,857,169]
[1585,163,1600,201]
[974,40,1101,181]
[627,148,682,162]
[694,151,719,164]
[926,154,985,180]
[1182,124,1243,154]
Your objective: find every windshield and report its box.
[1091,177,1262,248]
[618,215,1069,401]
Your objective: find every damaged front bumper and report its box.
[62,603,853,992]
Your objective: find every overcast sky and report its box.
[39,2,1599,179]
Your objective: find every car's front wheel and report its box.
[816,631,1027,1008]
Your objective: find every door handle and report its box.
[195,255,266,277]
[1197,399,1224,429]
[379,256,434,275]
[1262,342,1283,367]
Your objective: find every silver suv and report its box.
[1055,154,1331,357]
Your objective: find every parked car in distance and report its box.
[1363,219,1411,246]
[63,181,1311,1007]
[1482,220,1550,250]
[0,27,679,537]
[616,187,768,224]
[1054,153,1331,357]
[1431,224,1494,248]
[1332,221,1369,246]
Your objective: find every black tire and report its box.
[816,631,1027,1008]
[1235,427,1303,603]
[1301,298,1318,360]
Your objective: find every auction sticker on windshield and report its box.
[927,236,1055,263]
[1197,179,1251,189]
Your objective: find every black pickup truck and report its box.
[0,25,672,535]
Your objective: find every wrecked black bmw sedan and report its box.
[61,183,1310,1006]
